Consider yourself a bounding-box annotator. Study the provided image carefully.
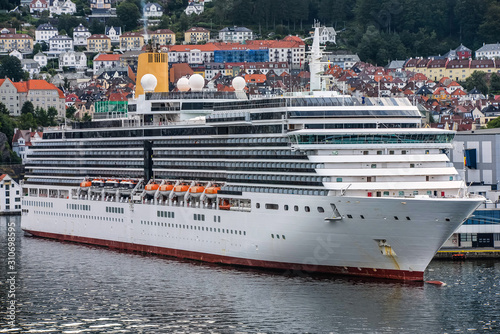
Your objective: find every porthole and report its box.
[294,205,299,212]
[347,214,353,219]
[284,205,289,211]
[305,206,310,212]
[271,234,274,238]
[317,207,324,213]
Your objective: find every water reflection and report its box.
[1,216,498,333]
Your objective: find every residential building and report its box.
[9,50,23,60]
[218,26,253,42]
[318,26,336,44]
[93,53,121,73]
[29,0,49,13]
[150,29,175,46]
[184,27,210,44]
[325,54,360,69]
[35,23,58,43]
[455,44,472,60]
[105,26,121,44]
[476,43,500,60]
[0,78,25,116]
[0,174,22,213]
[49,0,76,15]
[0,32,34,54]
[21,59,40,78]
[90,0,110,9]
[12,129,42,164]
[73,24,91,46]
[168,44,216,64]
[143,2,163,18]
[87,34,111,52]
[185,0,206,15]
[48,35,73,57]
[119,32,144,51]
[33,52,47,67]
[59,51,87,70]
[24,80,66,117]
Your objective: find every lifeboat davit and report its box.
[80,181,92,191]
[159,183,174,195]
[145,182,159,195]
[173,184,189,196]
[205,186,220,199]
[189,185,205,198]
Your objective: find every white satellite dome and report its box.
[232,76,246,91]
[177,77,190,92]
[141,74,157,92]
[189,74,205,92]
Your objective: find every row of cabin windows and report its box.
[30,150,142,157]
[34,210,124,222]
[106,206,124,214]
[194,214,205,221]
[156,137,288,146]
[256,203,324,213]
[67,203,90,211]
[271,234,286,240]
[140,220,246,235]
[24,200,54,208]
[223,186,328,196]
[155,161,321,170]
[157,210,175,218]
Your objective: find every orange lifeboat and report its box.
[173,184,189,195]
[159,183,174,195]
[80,180,92,191]
[120,179,136,190]
[205,185,220,199]
[105,179,119,188]
[145,182,159,195]
[92,178,104,187]
[189,185,205,198]
[219,199,231,210]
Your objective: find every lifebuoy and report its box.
[452,239,457,244]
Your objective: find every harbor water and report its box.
[1,216,499,333]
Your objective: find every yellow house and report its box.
[119,32,145,51]
[184,27,210,44]
[426,58,447,82]
[446,59,471,82]
[150,29,176,46]
[470,59,496,75]
[87,34,111,52]
[0,33,33,53]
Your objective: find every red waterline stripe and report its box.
[23,229,424,281]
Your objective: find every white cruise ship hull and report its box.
[22,192,481,281]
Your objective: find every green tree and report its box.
[66,105,77,119]
[0,102,9,115]
[117,1,141,31]
[35,107,48,127]
[464,71,489,95]
[489,73,500,95]
[0,56,25,82]
[18,112,37,130]
[487,117,500,129]
[47,107,58,126]
[21,101,35,115]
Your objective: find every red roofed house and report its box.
[93,53,121,73]
[12,128,42,163]
[0,174,22,213]
[0,78,65,117]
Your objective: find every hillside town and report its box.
[1,0,500,150]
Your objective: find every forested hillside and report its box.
[188,0,500,65]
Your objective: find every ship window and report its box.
[406,217,411,220]
[383,191,389,196]
[284,205,289,211]
[360,215,365,219]
[317,207,324,213]
[256,203,260,208]
[282,235,285,240]
[389,150,394,155]
[294,205,299,211]
[305,206,310,212]
[410,164,415,168]
[347,214,353,218]
[276,234,280,239]
[265,203,279,210]
[371,164,377,168]
[271,234,274,238]
[193,214,197,220]
[377,151,382,155]
[394,216,399,220]
[363,151,369,155]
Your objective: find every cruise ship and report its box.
[20,29,483,281]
